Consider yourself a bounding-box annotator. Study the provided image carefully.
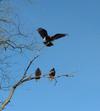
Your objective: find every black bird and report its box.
[37,28,68,47]
[35,68,42,80]
[49,68,56,80]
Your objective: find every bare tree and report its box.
[0,0,37,89]
[0,0,75,111]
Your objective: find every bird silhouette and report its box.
[35,68,42,80]
[37,28,68,47]
[49,68,56,80]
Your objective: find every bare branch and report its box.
[0,67,75,111]
[13,55,39,90]
[0,87,15,111]
[24,56,39,76]
[0,67,75,110]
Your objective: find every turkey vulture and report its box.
[35,68,42,80]
[37,28,68,47]
[49,68,56,80]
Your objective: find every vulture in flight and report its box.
[49,68,56,80]
[35,68,42,80]
[37,27,68,47]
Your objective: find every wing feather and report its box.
[51,33,68,41]
[37,28,48,38]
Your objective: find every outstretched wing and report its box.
[37,28,48,38]
[51,33,68,41]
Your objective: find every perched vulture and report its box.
[35,68,42,80]
[37,27,68,47]
[49,68,56,80]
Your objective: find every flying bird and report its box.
[35,68,42,80]
[49,68,56,80]
[37,28,68,47]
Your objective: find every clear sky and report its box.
[3,0,100,111]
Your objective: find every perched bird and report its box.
[49,68,56,80]
[37,27,68,47]
[35,68,42,80]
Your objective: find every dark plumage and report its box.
[49,68,56,80]
[35,68,42,80]
[37,28,68,47]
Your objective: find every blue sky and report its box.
[3,0,100,111]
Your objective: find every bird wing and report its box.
[51,33,68,41]
[37,28,48,38]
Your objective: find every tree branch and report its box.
[0,87,15,111]
[0,55,40,110]
[0,68,75,111]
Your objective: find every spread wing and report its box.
[51,33,68,41]
[37,28,48,38]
